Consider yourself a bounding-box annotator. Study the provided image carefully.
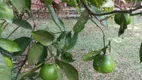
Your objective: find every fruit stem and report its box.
[90,17,106,54]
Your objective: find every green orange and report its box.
[114,13,131,25]
[93,54,115,73]
[40,63,61,80]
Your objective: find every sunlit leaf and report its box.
[55,59,79,80]
[0,38,21,52]
[32,30,54,46]
[83,50,101,61]
[13,37,31,56]
[13,18,32,30]
[28,43,43,65]
[0,3,14,23]
[73,9,89,33]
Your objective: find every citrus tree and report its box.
[0,0,142,80]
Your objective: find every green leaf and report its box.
[13,37,31,56]
[89,0,106,8]
[0,3,14,23]
[57,31,66,41]
[55,59,79,80]
[11,0,31,12]
[118,21,127,36]
[28,43,44,65]
[42,0,53,5]
[139,43,142,63]
[13,18,32,30]
[37,46,47,65]
[133,0,137,6]
[61,52,74,63]
[46,5,64,31]
[32,30,54,46]
[115,13,128,36]
[64,32,72,49]
[0,38,21,52]
[83,50,101,61]
[64,32,78,51]
[0,53,11,80]
[73,9,89,33]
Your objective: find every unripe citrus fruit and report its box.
[40,63,60,80]
[114,13,131,25]
[114,13,122,25]
[93,54,115,73]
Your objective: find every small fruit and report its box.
[93,54,115,73]
[114,13,131,25]
[40,63,61,80]
[2,55,13,67]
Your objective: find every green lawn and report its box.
[4,16,142,80]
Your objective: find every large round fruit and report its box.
[40,63,60,80]
[93,54,115,73]
[2,55,13,67]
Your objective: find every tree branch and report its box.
[80,0,142,16]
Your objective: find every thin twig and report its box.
[15,45,31,80]
[90,16,106,54]
[20,57,52,80]
[11,65,21,71]
[80,0,142,16]
[15,55,27,80]
[30,11,37,30]
[7,26,20,38]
